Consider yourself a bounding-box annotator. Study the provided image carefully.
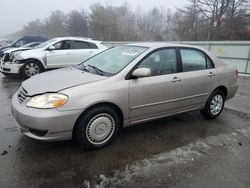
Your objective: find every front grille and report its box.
[3,53,10,62]
[3,68,10,72]
[17,87,28,103]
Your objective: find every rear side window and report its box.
[88,42,98,49]
[70,41,98,49]
[180,49,214,72]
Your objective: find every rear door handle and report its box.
[208,72,215,77]
[171,76,181,82]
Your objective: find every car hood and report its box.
[4,47,31,54]
[22,67,106,96]
[15,48,44,60]
[0,46,11,51]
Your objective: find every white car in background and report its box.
[0,37,107,78]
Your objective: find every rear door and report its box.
[177,48,216,110]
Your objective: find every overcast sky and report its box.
[0,0,187,37]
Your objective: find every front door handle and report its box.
[208,72,215,77]
[171,76,181,82]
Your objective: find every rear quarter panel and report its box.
[213,58,238,100]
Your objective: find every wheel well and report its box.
[24,58,44,69]
[214,86,228,98]
[73,102,124,137]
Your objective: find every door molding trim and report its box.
[130,93,208,110]
[130,106,200,125]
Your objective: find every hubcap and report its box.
[85,113,115,145]
[210,94,224,116]
[25,63,40,77]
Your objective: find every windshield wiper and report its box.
[75,64,89,72]
[87,65,105,75]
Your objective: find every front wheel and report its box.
[200,90,225,119]
[20,61,43,79]
[74,106,120,149]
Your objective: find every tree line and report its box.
[22,0,250,41]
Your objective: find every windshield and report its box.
[34,39,57,49]
[9,38,20,46]
[76,46,147,76]
[21,42,39,48]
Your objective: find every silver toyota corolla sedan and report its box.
[11,43,238,149]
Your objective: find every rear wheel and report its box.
[200,90,225,119]
[74,106,120,149]
[20,60,43,79]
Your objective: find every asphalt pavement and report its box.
[0,74,249,188]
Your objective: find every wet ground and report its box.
[0,74,249,188]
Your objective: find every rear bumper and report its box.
[0,61,22,74]
[11,93,82,141]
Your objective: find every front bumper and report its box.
[11,93,82,141]
[0,61,22,74]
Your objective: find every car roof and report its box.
[125,42,204,50]
[52,37,101,43]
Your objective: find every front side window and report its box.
[76,45,147,76]
[137,48,177,76]
[181,49,209,72]
[53,41,63,49]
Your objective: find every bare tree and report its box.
[196,0,230,40]
[65,10,88,37]
[23,19,46,36]
[223,0,250,39]
[174,0,202,41]
[18,1,250,41]
[45,10,67,38]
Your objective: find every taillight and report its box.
[235,69,239,77]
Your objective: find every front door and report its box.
[129,48,183,124]
[46,40,73,68]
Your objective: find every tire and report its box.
[74,106,120,149]
[20,60,43,79]
[200,90,225,120]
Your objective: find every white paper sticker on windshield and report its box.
[122,50,139,56]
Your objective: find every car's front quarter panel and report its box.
[14,49,45,65]
[59,75,130,126]
[11,91,82,141]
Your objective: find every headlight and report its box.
[26,93,68,109]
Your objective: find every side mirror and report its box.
[48,46,56,51]
[132,68,151,78]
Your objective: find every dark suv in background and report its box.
[0,36,48,57]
